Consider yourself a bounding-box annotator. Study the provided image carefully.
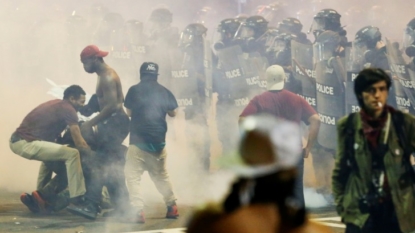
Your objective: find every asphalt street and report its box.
[0,189,344,233]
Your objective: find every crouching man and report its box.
[10,85,90,213]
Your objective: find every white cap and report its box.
[219,114,302,178]
[266,65,286,91]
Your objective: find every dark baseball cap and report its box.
[140,62,159,75]
[80,45,108,60]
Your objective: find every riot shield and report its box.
[345,47,362,114]
[314,49,346,150]
[169,48,201,109]
[107,31,139,88]
[203,38,213,107]
[216,45,252,108]
[246,51,269,94]
[385,39,415,114]
[291,40,317,109]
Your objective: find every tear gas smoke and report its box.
[1,0,413,211]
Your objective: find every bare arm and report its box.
[304,114,320,158]
[69,124,90,149]
[168,108,177,117]
[89,77,119,126]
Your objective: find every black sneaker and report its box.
[20,193,39,213]
[66,201,99,220]
[51,191,70,212]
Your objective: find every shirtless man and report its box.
[67,45,130,220]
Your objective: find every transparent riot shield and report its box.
[385,39,415,114]
[246,51,269,95]
[107,30,138,88]
[216,45,252,108]
[291,40,317,109]
[169,48,201,109]
[345,47,362,114]
[313,45,346,150]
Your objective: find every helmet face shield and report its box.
[403,27,415,48]
[310,17,326,33]
[350,40,368,65]
[178,32,193,47]
[235,24,255,39]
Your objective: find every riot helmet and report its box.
[313,30,341,62]
[149,8,173,24]
[235,15,269,40]
[278,17,303,34]
[310,9,342,39]
[235,14,249,23]
[179,23,207,48]
[354,26,381,50]
[147,7,173,36]
[234,16,269,53]
[267,31,297,54]
[214,18,241,50]
[404,18,415,57]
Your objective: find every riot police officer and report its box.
[173,23,211,170]
[354,26,388,70]
[312,30,347,199]
[146,7,179,88]
[267,31,303,94]
[403,18,415,61]
[213,18,241,51]
[277,17,311,44]
[310,9,349,48]
[234,15,269,55]
[212,18,243,156]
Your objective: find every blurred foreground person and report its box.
[124,62,179,223]
[333,68,415,233]
[67,45,130,220]
[10,85,90,213]
[239,65,321,207]
[187,114,331,233]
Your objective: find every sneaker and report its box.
[126,209,145,223]
[31,191,48,213]
[20,193,39,213]
[166,205,179,219]
[66,201,99,220]
[51,192,71,212]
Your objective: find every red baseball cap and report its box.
[80,45,108,60]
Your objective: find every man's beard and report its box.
[85,65,97,73]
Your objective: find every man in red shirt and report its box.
[239,65,320,207]
[9,85,90,213]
